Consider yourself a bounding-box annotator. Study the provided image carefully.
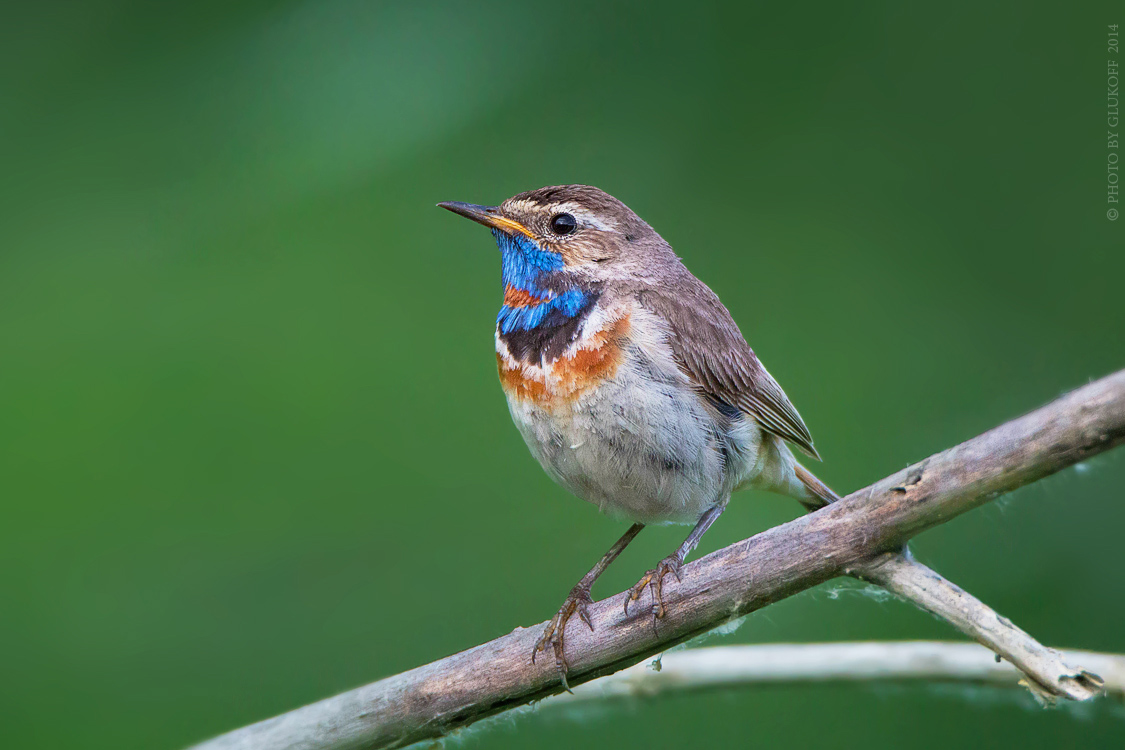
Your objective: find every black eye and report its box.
[549,213,577,236]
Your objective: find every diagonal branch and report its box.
[852,553,1102,703]
[190,369,1125,750]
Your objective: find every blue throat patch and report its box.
[492,229,589,334]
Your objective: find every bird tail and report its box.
[793,463,841,510]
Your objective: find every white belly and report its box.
[502,323,764,524]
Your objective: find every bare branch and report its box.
[550,642,1125,705]
[190,370,1125,750]
[853,555,1104,702]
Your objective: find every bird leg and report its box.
[626,502,727,626]
[532,522,644,689]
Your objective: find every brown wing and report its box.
[637,278,821,460]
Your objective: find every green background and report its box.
[2,2,1122,748]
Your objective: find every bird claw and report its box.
[624,555,683,626]
[531,584,595,691]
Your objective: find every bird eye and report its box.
[549,213,577,236]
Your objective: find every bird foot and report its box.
[624,555,683,626]
[531,584,594,691]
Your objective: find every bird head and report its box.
[439,184,662,282]
[440,185,671,337]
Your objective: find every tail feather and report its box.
[793,464,840,510]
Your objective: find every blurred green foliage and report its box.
[1,1,1122,748]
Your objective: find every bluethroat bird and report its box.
[439,185,838,685]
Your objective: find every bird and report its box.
[438,185,839,687]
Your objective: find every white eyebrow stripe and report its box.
[552,202,618,231]
[500,199,618,232]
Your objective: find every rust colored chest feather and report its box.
[496,314,631,407]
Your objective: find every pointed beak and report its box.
[437,201,532,238]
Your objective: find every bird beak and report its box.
[437,201,532,238]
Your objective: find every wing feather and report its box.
[636,279,821,460]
